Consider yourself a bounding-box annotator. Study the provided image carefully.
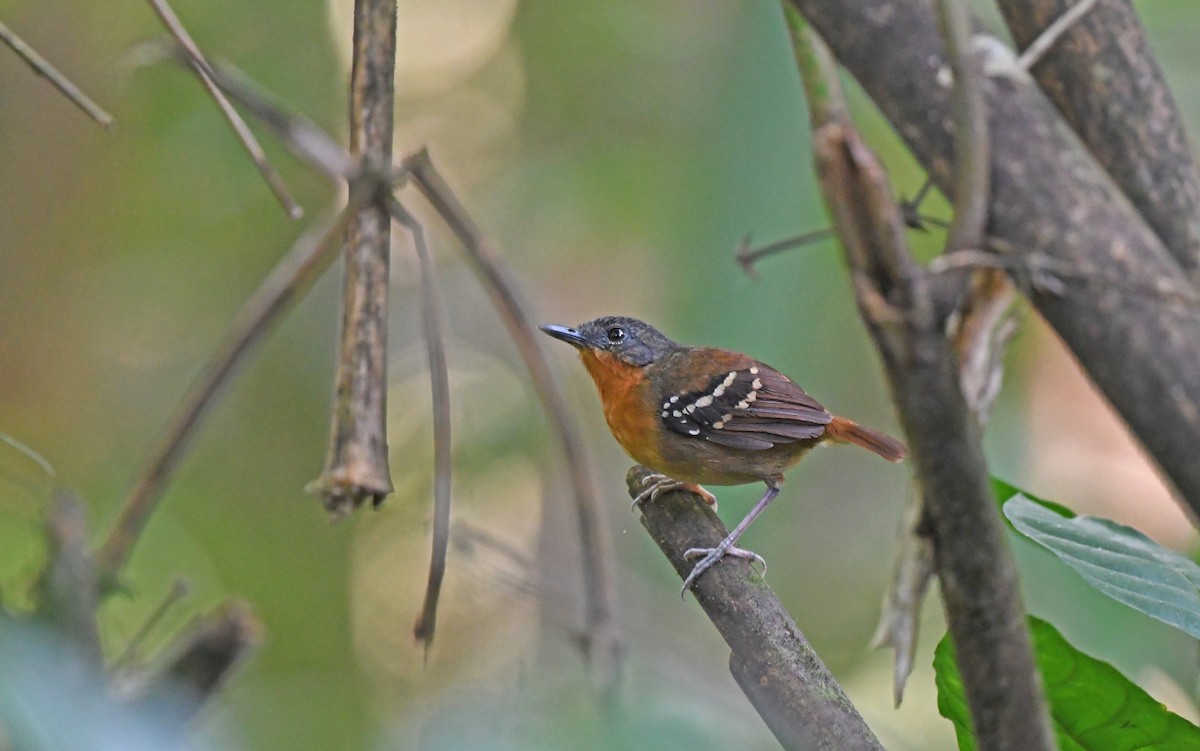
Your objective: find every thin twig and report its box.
[389,199,454,654]
[934,0,989,257]
[0,20,113,128]
[900,178,936,229]
[1015,0,1100,71]
[734,228,834,276]
[309,0,398,518]
[97,197,363,582]
[144,0,302,218]
[110,579,192,670]
[194,56,358,182]
[403,149,623,689]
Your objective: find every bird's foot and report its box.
[679,543,767,597]
[631,474,717,511]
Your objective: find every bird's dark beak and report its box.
[539,324,591,349]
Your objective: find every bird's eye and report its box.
[606,327,626,343]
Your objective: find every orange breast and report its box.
[578,350,666,470]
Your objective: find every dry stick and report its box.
[0,20,113,128]
[388,199,453,653]
[194,57,356,181]
[175,55,620,682]
[144,0,302,219]
[734,228,834,276]
[627,466,883,751]
[96,199,363,581]
[788,9,1054,748]
[310,0,398,519]
[403,150,623,689]
[999,0,1200,278]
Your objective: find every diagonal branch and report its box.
[0,19,113,128]
[144,0,302,218]
[997,0,1200,279]
[97,198,363,581]
[788,0,1200,522]
[627,466,884,751]
[403,150,623,689]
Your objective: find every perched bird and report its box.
[540,315,906,593]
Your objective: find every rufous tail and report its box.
[826,416,907,462]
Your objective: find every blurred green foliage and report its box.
[1,1,1197,749]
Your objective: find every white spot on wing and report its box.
[694,395,713,408]
[688,428,700,436]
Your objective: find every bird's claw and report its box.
[631,474,718,512]
[678,544,767,598]
[630,473,683,511]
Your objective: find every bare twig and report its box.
[97,198,362,581]
[734,228,834,276]
[309,0,398,519]
[933,0,989,257]
[127,45,358,180]
[144,0,302,218]
[388,199,454,654]
[628,466,884,751]
[403,150,623,689]
[111,579,192,670]
[1014,0,1100,71]
[0,20,113,128]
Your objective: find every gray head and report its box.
[539,316,678,367]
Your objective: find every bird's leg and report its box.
[631,473,717,511]
[680,478,782,596]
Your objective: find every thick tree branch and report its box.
[787,0,1200,521]
[627,466,883,751]
[998,0,1200,278]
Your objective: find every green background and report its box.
[1,1,1196,748]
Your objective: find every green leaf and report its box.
[935,617,1200,750]
[992,477,1075,519]
[1004,495,1200,639]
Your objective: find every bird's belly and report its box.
[658,437,815,485]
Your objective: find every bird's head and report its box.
[539,316,677,367]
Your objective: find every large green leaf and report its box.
[1004,494,1200,639]
[935,617,1200,750]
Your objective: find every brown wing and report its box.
[659,353,832,451]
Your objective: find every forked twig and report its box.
[389,198,454,653]
[144,0,302,218]
[97,197,364,581]
[0,20,113,127]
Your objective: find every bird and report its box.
[540,315,907,594]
